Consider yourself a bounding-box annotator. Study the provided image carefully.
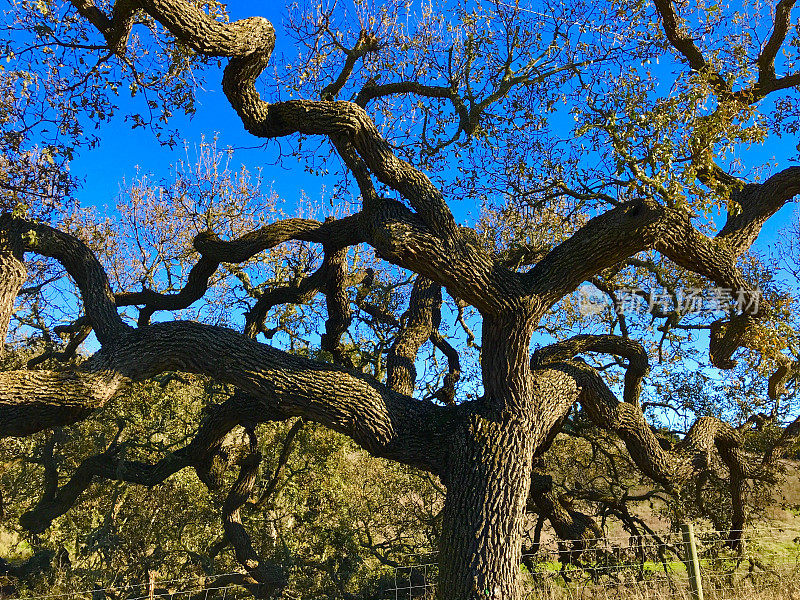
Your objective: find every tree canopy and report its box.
[1,0,800,598]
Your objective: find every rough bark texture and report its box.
[0,370,122,437]
[387,277,443,396]
[438,364,582,598]
[438,313,580,598]
[439,415,535,599]
[531,334,782,547]
[2,0,798,596]
[0,216,27,358]
[528,467,602,546]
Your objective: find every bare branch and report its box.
[17,391,267,533]
[321,30,379,100]
[116,256,220,326]
[533,335,649,406]
[193,215,363,263]
[652,0,730,96]
[244,269,326,339]
[2,214,129,345]
[758,0,797,84]
[387,277,442,396]
[429,332,461,405]
[222,452,287,593]
[717,166,800,256]
[27,322,92,367]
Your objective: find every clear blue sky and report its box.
[71,4,310,213]
[70,2,798,243]
[46,0,800,411]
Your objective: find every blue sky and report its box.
[16,0,800,416]
[66,0,799,364]
[71,4,309,214]
[69,1,799,240]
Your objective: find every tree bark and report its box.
[439,414,534,599]
[437,314,579,599]
[0,216,26,358]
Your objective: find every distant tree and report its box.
[1,1,800,598]
[0,372,441,598]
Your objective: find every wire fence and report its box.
[7,528,800,599]
[0,573,254,600]
[387,527,800,599]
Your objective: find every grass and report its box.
[388,530,800,600]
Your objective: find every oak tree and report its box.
[2,0,800,598]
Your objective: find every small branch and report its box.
[652,0,730,96]
[757,0,797,84]
[387,277,443,396]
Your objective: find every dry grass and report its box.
[519,576,800,600]
[391,579,800,600]
[388,526,800,600]
[518,557,800,600]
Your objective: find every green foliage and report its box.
[0,372,441,598]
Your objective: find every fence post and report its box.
[681,523,704,600]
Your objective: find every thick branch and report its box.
[525,197,762,324]
[367,199,522,313]
[429,332,461,405]
[386,277,442,396]
[355,81,470,136]
[67,3,545,314]
[2,321,446,472]
[244,269,326,339]
[533,335,649,406]
[117,216,365,327]
[193,216,363,263]
[27,322,92,368]
[0,217,27,358]
[320,247,353,364]
[322,30,379,100]
[717,166,800,256]
[735,72,800,101]
[655,214,751,293]
[527,467,601,544]
[525,199,664,307]
[539,359,759,492]
[1,216,129,345]
[115,256,219,326]
[0,370,123,437]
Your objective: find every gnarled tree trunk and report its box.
[437,314,579,599]
[439,415,535,599]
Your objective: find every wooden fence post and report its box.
[681,523,704,600]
